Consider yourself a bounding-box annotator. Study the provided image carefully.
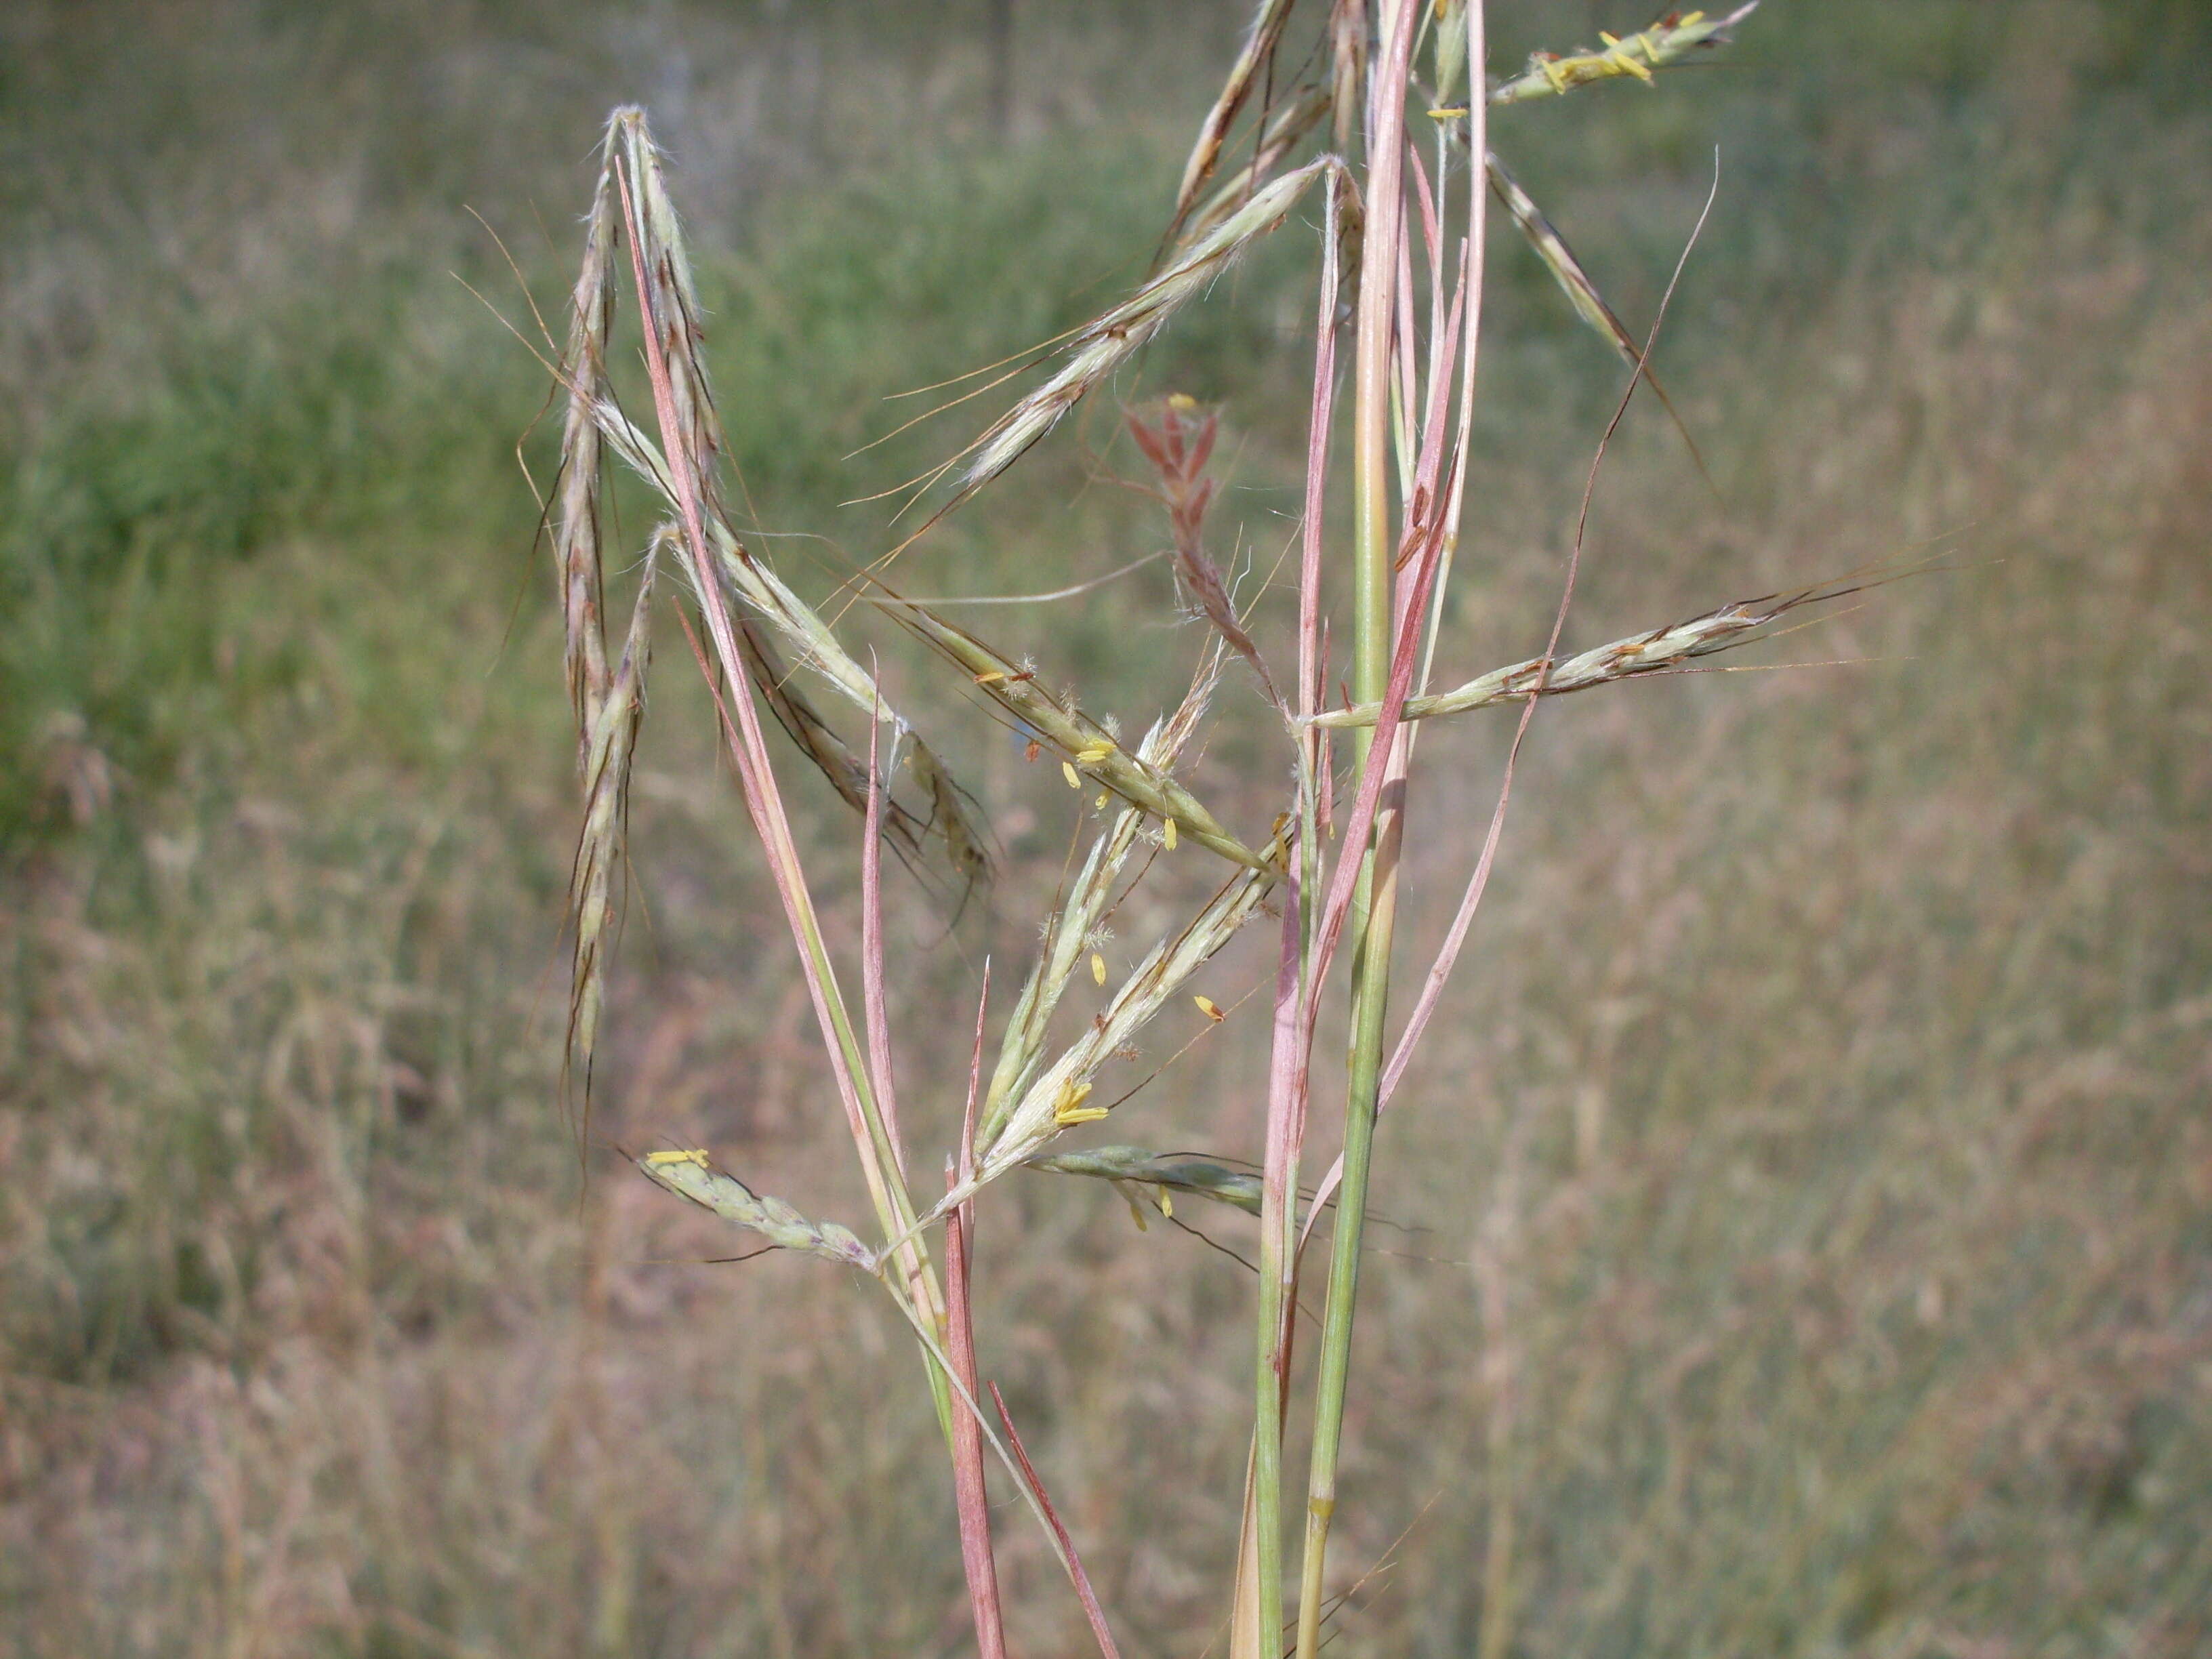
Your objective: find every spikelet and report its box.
[1488,5,1759,106]
[1483,152,1710,480]
[973,859,1275,1183]
[884,594,1272,872]
[550,124,638,1105]
[566,531,661,1094]
[574,196,991,886]
[977,647,1226,1148]
[1431,0,1469,104]
[1486,155,1630,355]
[607,110,737,539]
[908,741,994,900]
[949,157,1338,507]
[552,133,619,763]
[1024,1145,1269,1218]
[638,1151,874,1268]
[1328,0,1367,152]
[1174,87,1330,254]
[1164,0,1303,249]
[1306,579,1851,729]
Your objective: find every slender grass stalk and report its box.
[861,712,912,1183]
[1305,155,1727,1239]
[989,1383,1123,1659]
[943,964,1005,1659]
[1235,153,1348,1656]
[1293,2,1421,1652]
[1404,2,1490,857]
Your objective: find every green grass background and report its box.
[3,1,2209,1654]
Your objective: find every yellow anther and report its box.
[1062,761,1082,790]
[645,1148,711,1168]
[1054,1082,1107,1126]
[1074,743,1114,764]
[1163,818,1178,851]
[973,669,1007,684]
[1427,106,1469,120]
[1157,1187,1174,1220]
[1193,996,1224,1023]
[1168,392,1197,411]
[1095,792,1111,810]
[1090,951,1107,986]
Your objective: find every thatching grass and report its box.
[3,1,2210,1654]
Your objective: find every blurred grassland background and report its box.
[3,0,2210,1654]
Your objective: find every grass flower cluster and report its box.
[537,5,1831,1650]
[6,3,2211,1653]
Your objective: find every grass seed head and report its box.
[581,347,992,887]
[637,1152,873,1268]
[953,158,1336,505]
[1174,85,1330,252]
[1488,5,1759,106]
[977,648,1231,1147]
[1165,0,1298,246]
[890,598,1268,869]
[977,862,1273,1179]
[1024,1145,1268,1218]
[565,531,661,1099]
[552,131,621,765]
[1306,581,1844,729]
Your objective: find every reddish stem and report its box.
[989,1383,1123,1659]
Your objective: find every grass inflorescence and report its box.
[7,3,2212,1654]
[530,7,2002,1653]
